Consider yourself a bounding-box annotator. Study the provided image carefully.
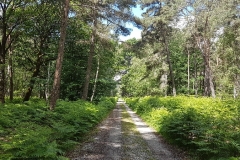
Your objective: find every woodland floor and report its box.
[67,99,187,160]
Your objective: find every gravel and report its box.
[67,99,187,160]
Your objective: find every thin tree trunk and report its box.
[9,52,13,101]
[49,0,70,110]
[82,5,97,100]
[194,52,198,96]
[45,62,51,101]
[91,57,100,102]
[187,47,190,95]
[8,36,13,101]
[233,85,237,99]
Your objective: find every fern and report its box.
[0,97,116,159]
[126,96,240,159]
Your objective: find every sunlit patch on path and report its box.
[122,101,176,160]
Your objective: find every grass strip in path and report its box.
[121,104,155,160]
[123,102,181,160]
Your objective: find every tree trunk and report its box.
[164,39,176,96]
[49,0,70,110]
[0,54,5,104]
[202,39,216,98]
[0,22,7,103]
[194,16,216,98]
[82,5,97,100]
[45,62,51,101]
[7,35,13,101]
[90,57,100,102]
[23,57,42,101]
[194,52,198,96]
[160,72,168,96]
[187,48,190,95]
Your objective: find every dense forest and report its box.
[0,0,240,159]
[0,0,239,104]
[119,0,240,99]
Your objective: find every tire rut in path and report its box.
[67,100,184,160]
[67,103,122,160]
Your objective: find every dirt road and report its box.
[67,99,186,160]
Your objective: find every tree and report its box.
[60,17,90,101]
[49,0,70,110]
[140,0,181,96]
[0,0,26,103]
[81,2,97,100]
[78,0,141,100]
[183,0,237,97]
[21,1,60,101]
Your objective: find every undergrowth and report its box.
[0,97,117,159]
[125,96,240,160]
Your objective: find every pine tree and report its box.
[79,0,140,100]
[49,0,70,110]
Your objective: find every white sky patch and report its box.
[114,75,121,81]
[119,23,142,41]
[118,5,144,42]
[212,27,224,43]
[170,16,195,30]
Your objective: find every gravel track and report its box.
[67,99,186,160]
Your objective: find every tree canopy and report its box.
[0,0,238,105]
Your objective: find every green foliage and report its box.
[0,97,116,159]
[126,96,240,159]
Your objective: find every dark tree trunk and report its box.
[163,38,176,96]
[49,0,70,110]
[23,56,42,101]
[82,5,97,100]
[0,11,8,103]
[0,53,5,104]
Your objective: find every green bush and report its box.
[125,96,240,159]
[0,97,116,159]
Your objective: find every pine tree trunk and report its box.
[202,39,216,98]
[90,57,100,102]
[49,0,69,110]
[194,16,216,98]
[82,6,97,100]
[164,39,176,96]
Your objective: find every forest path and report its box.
[67,99,186,160]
